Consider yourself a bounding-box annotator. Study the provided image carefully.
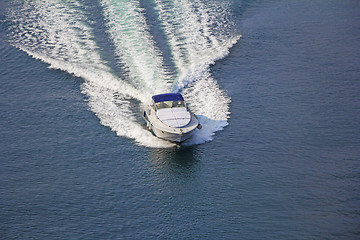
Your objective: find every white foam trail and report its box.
[155,0,240,82]
[181,72,231,146]
[155,0,240,145]
[7,0,145,100]
[7,0,174,148]
[8,0,240,148]
[101,0,172,95]
[8,0,109,71]
[82,83,174,148]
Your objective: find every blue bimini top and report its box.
[152,93,184,103]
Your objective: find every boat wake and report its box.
[7,0,240,148]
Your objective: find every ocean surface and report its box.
[1,0,359,239]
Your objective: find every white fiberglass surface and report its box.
[156,108,191,128]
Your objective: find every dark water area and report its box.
[1,0,360,239]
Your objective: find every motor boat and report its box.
[143,93,201,143]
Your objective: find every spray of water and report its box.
[7,0,240,147]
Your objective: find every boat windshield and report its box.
[155,100,185,109]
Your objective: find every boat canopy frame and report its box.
[152,93,184,103]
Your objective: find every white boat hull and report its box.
[144,108,199,143]
[150,123,196,143]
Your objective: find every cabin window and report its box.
[172,101,185,108]
[156,102,170,109]
[155,101,185,109]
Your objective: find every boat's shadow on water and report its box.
[146,114,226,172]
[150,146,201,173]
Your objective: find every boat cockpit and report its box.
[154,100,186,110]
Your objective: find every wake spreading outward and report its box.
[8,0,240,147]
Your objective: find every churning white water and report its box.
[8,0,240,147]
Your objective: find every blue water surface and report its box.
[1,0,359,239]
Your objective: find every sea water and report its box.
[1,0,359,239]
